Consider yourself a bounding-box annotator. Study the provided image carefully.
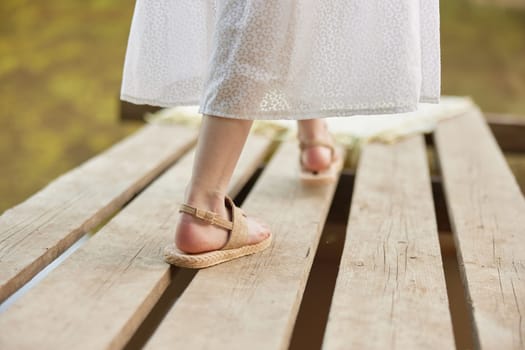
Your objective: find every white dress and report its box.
[121,0,441,120]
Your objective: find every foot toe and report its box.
[245,216,271,245]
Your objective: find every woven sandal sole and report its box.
[163,233,273,269]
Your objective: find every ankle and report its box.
[298,119,328,140]
[184,185,228,215]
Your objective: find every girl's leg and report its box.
[175,114,271,254]
[297,118,333,171]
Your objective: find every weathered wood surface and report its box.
[0,124,197,303]
[434,108,525,350]
[323,135,455,349]
[425,112,525,153]
[0,133,273,349]
[145,141,342,350]
[2,105,523,350]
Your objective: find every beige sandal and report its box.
[163,195,272,269]
[299,134,345,185]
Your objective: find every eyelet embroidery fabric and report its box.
[121,0,441,120]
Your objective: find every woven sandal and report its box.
[299,134,345,185]
[163,195,272,269]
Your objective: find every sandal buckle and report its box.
[195,208,215,223]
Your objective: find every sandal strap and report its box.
[221,196,249,250]
[178,204,233,231]
[299,138,337,170]
[178,196,250,250]
[299,139,336,158]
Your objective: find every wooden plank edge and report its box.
[0,133,275,350]
[323,135,455,349]
[0,125,198,303]
[434,108,525,349]
[144,141,344,350]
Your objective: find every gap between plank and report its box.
[427,134,476,350]
[0,150,194,313]
[0,132,276,350]
[0,125,198,303]
[122,165,268,349]
[289,172,354,350]
[0,234,90,313]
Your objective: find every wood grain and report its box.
[0,133,273,350]
[145,141,342,350]
[0,124,197,303]
[434,108,525,350]
[323,135,455,349]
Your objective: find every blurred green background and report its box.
[1,0,524,213]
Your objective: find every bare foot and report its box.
[174,194,271,254]
[298,119,334,173]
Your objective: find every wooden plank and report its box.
[145,141,342,350]
[426,113,525,153]
[0,133,273,350]
[0,124,197,303]
[434,108,525,350]
[323,135,455,349]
